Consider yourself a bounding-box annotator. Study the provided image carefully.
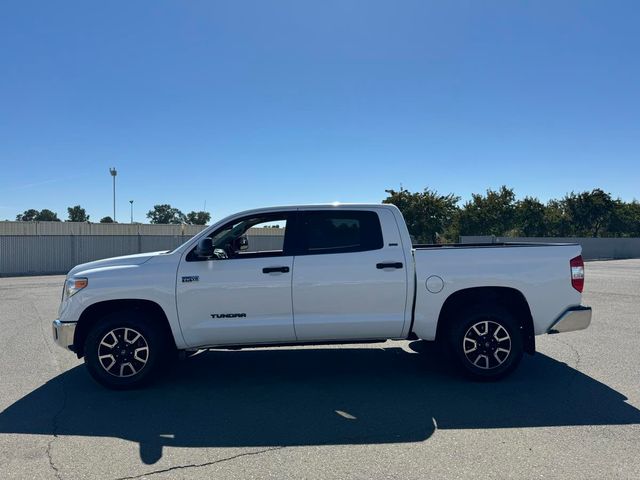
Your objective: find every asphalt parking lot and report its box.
[0,260,638,479]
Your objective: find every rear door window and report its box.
[298,210,383,255]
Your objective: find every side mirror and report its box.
[194,237,214,258]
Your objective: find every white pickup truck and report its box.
[53,203,592,389]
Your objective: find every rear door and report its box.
[292,208,408,341]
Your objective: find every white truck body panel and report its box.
[412,244,582,340]
[55,203,589,353]
[176,254,296,346]
[292,206,409,341]
[60,253,189,348]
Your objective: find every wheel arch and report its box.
[73,299,177,358]
[435,286,535,354]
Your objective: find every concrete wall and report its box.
[460,236,640,260]
[4,224,635,274]
[0,235,191,276]
[0,221,207,236]
[0,222,286,276]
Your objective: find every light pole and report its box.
[129,200,134,223]
[109,167,117,222]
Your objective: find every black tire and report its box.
[448,304,523,381]
[83,311,169,390]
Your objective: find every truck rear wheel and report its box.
[448,305,523,381]
[83,312,168,389]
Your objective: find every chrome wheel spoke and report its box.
[472,321,489,336]
[134,346,149,363]
[100,331,117,349]
[463,338,477,354]
[473,354,489,369]
[120,362,135,377]
[494,347,510,363]
[124,328,141,344]
[98,354,116,371]
[493,325,509,342]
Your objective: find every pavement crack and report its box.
[111,446,285,480]
[37,299,69,480]
[556,336,582,372]
[552,336,583,399]
[46,441,62,480]
[45,372,68,480]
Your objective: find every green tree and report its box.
[67,205,89,222]
[625,201,640,237]
[514,197,546,237]
[16,209,40,221]
[146,204,185,224]
[16,209,60,221]
[383,187,460,243]
[36,209,60,221]
[609,199,640,237]
[543,200,571,237]
[457,186,516,236]
[185,211,211,225]
[99,216,114,223]
[563,188,614,237]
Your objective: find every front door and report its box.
[176,212,296,347]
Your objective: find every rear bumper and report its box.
[52,319,77,351]
[547,306,592,334]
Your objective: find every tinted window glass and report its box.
[300,211,383,254]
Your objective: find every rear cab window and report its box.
[298,210,384,255]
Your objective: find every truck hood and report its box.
[67,251,168,277]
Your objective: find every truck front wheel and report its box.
[449,305,523,381]
[83,312,168,389]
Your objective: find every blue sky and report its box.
[0,1,638,222]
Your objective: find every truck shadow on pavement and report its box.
[1,343,639,465]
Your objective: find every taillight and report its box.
[570,255,584,292]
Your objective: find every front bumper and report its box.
[52,319,77,351]
[547,306,592,334]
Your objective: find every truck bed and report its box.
[410,242,583,341]
[413,242,579,249]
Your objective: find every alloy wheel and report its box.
[462,320,512,370]
[98,327,150,377]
